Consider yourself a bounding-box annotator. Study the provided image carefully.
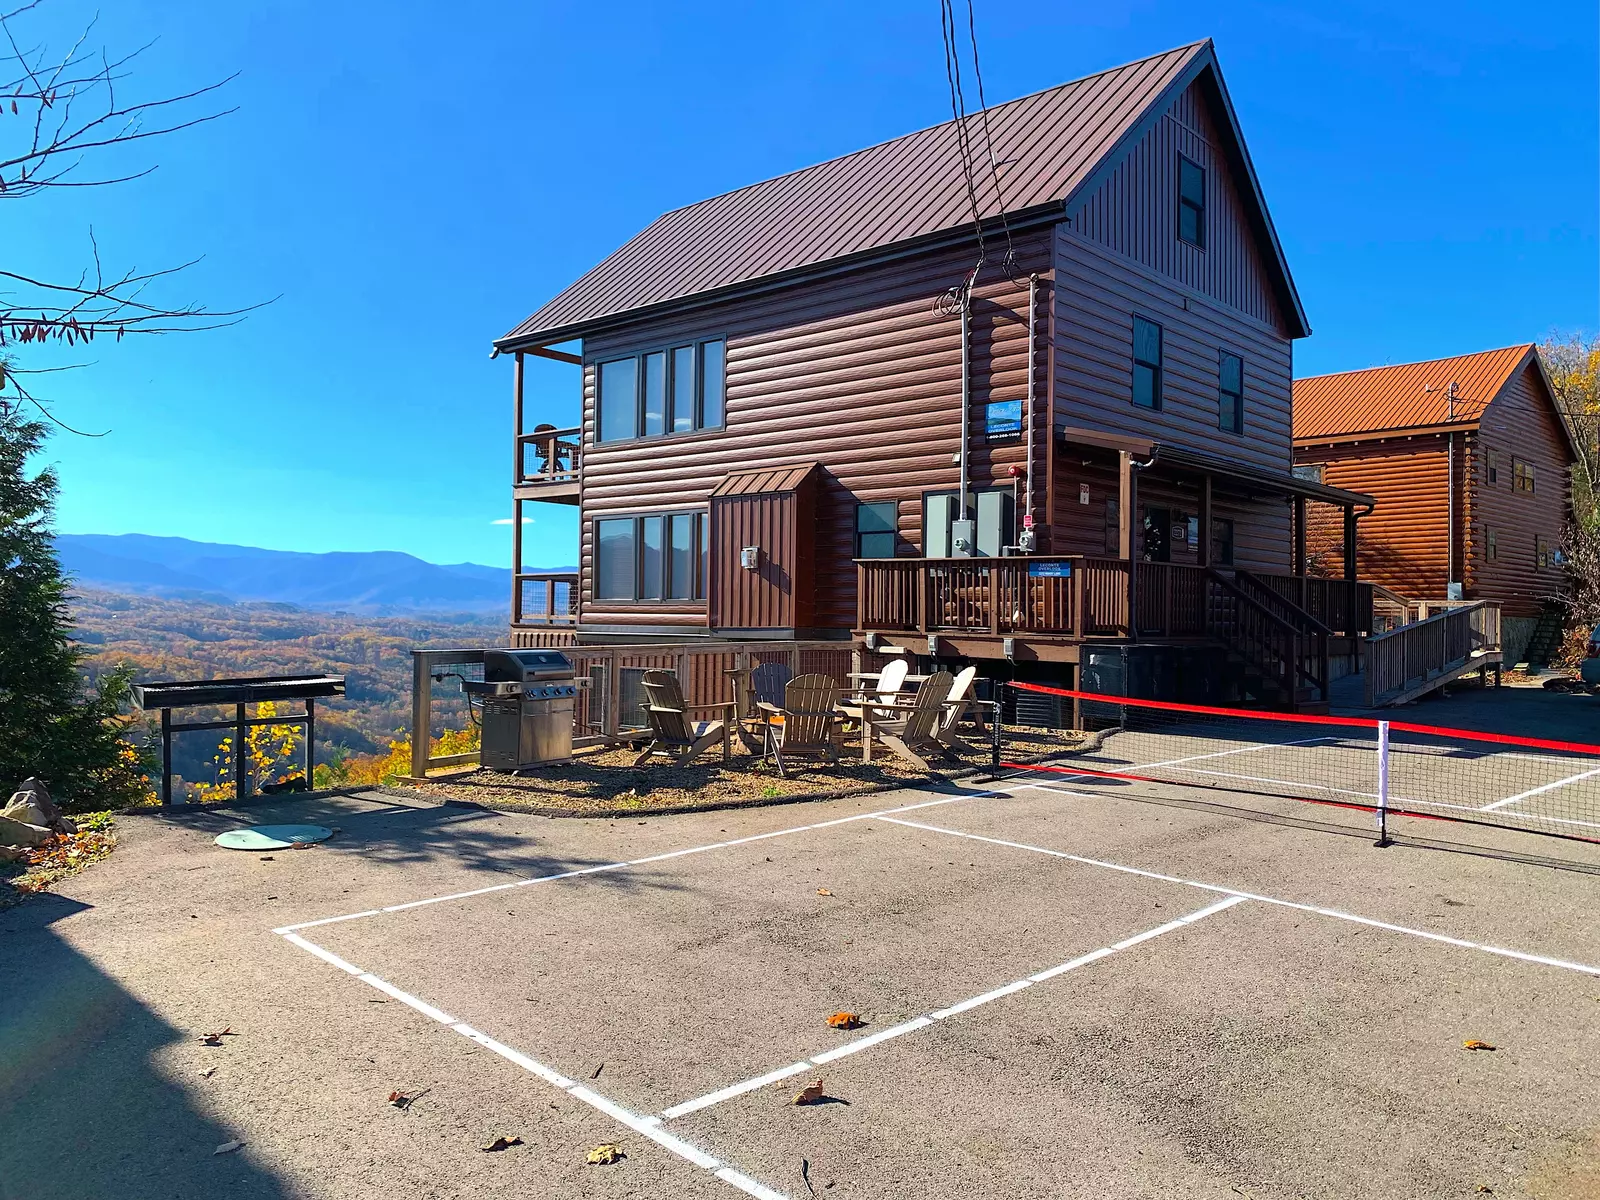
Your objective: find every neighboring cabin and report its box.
[1292,345,1576,658]
[499,40,1374,710]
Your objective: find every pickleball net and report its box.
[1003,682,1600,845]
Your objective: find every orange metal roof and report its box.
[1292,345,1536,441]
[709,462,819,497]
[499,41,1308,346]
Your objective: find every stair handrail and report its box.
[1205,568,1328,705]
[1232,569,1336,637]
[1364,599,1491,644]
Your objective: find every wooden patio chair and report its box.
[837,658,910,725]
[934,665,982,754]
[863,670,956,772]
[726,660,794,752]
[633,669,732,767]
[759,673,843,778]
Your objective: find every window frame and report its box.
[1485,450,1500,486]
[1218,350,1244,435]
[1292,464,1324,484]
[854,501,899,559]
[1485,527,1498,562]
[593,337,728,445]
[592,510,709,602]
[1535,534,1551,570]
[1512,458,1536,494]
[1131,315,1163,412]
[1178,154,1206,249]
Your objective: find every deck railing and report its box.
[1249,572,1373,636]
[513,570,579,626]
[517,425,581,488]
[1365,602,1502,707]
[856,556,1133,639]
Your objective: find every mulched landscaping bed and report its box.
[399,726,1088,818]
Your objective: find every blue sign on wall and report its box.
[1028,561,1072,578]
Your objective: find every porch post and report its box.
[511,498,524,625]
[1293,496,1307,577]
[1343,504,1358,639]
[1119,450,1137,637]
[1197,474,1213,569]
[512,351,525,485]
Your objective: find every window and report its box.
[1211,517,1235,566]
[1513,458,1536,494]
[1292,464,1324,484]
[1178,155,1205,248]
[1485,450,1500,485]
[855,502,898,558]
[1218,351,1243,434]
[596,338,727,443]
[1535,535,1552,569]
[1132,316,1162,410]
[1485,527,1498,562]
[923,489,1014,557]
[593,512,708,601]
[983,399,1022,437]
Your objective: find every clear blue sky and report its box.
[15,0,1597,568]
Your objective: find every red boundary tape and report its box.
[1006,681,1600,759]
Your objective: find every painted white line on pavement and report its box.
[1481,765,1600,811]
[1034,735,1340,785]
[656,896,1244,1123]
[274,788,1007,933]
[278,932,790,1200]
[878,816,1600,978]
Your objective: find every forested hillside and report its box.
[70,590,502,785]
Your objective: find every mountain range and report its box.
[55,533,570,614]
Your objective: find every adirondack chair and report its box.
[758,673,843,777]
[837,658,909,726]
[863,670,956,771]
[633,670,733,767]
[935,665,982,753]
[726,660,795,751]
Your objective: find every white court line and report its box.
[273,788,1008,934]
[1481,765,1600,811]
[877,816,1600,978]
[277,931,790,1200]
[656,895,1246,1122]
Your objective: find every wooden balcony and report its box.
[515,425,581,504]
[514,570,579,627]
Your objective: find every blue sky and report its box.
[14,0,1597,568]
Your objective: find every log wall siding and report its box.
[1467,363,1572,617]
[1069,81,1286,335]
[574,231,1054,632]
[1052,226,1295,480]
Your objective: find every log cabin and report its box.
[498,40,1377,712]
[1293,344,1577,664]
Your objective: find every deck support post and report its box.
[1343,504,1359,639]
[1293,496,1307,578]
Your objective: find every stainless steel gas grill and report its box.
[464,649,579,769]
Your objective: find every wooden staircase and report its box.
[1521,601,1566,668]
[1202,569,1332,713]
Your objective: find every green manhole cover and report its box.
[214,824,333,851]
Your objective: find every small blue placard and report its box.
[1028,561,1072,578]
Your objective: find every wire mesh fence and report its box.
[1004,682,1600,845]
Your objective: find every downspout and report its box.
[1127,446,1160,638]
[1023,273,1038,547]
[959,287,971,524]
[1446,381,1459,598]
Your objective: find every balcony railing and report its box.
[517,425,581,489]
[514,570,579,626]
[855,556,1132,638]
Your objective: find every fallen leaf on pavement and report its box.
[291,842,314,851]
[481,1136,523,1152]
[586,1144,624,1165]
[826,1012,861,1030]
[200,1027,235,1046]
[213,1140,244,1155]
[1463,1039,1497,1051]
[791,1079,826,1106]
[816,888,833,896]
[388,1089,427,1110]
[198,1066,216,1078]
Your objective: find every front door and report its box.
[1142,506,1171,563]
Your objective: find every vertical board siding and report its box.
[576,232,1053,632]
[1052,225,1295,479]
[1069,81,1285,334]
[1467,364,1573,616]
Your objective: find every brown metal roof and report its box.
[709,462,819,497]
[1292,345,1535,442]
[498,40,1305,347]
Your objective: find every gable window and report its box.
[1512,458,1536,494]
[596,338,727,443]
[1211,517,1236,566]
[1292,464,1323,484]
[1132,316,1162,411]
[1218,351,1244,434]
[1178,155,1205,248]
[855,502,898,558]
[594,512,708,601]
[1535,535,1552,569]
[1485,450,1499,485]
[1485,527,1498,562]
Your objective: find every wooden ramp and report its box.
[1364,602,1504,708]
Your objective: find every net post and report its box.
[1375,719,1391,848]
[988,697,1003,778]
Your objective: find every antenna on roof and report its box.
[1425,380,1461,421]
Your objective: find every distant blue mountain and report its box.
[55,533,573,615]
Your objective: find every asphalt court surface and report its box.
[276,770,1600,1200]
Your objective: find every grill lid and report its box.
[482,649,575,682]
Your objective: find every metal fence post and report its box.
[1375,719,1391,848]
[989,698,1003,778]
[235,703,251,800]
[410,652,430,781]
[160,708,173,806]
